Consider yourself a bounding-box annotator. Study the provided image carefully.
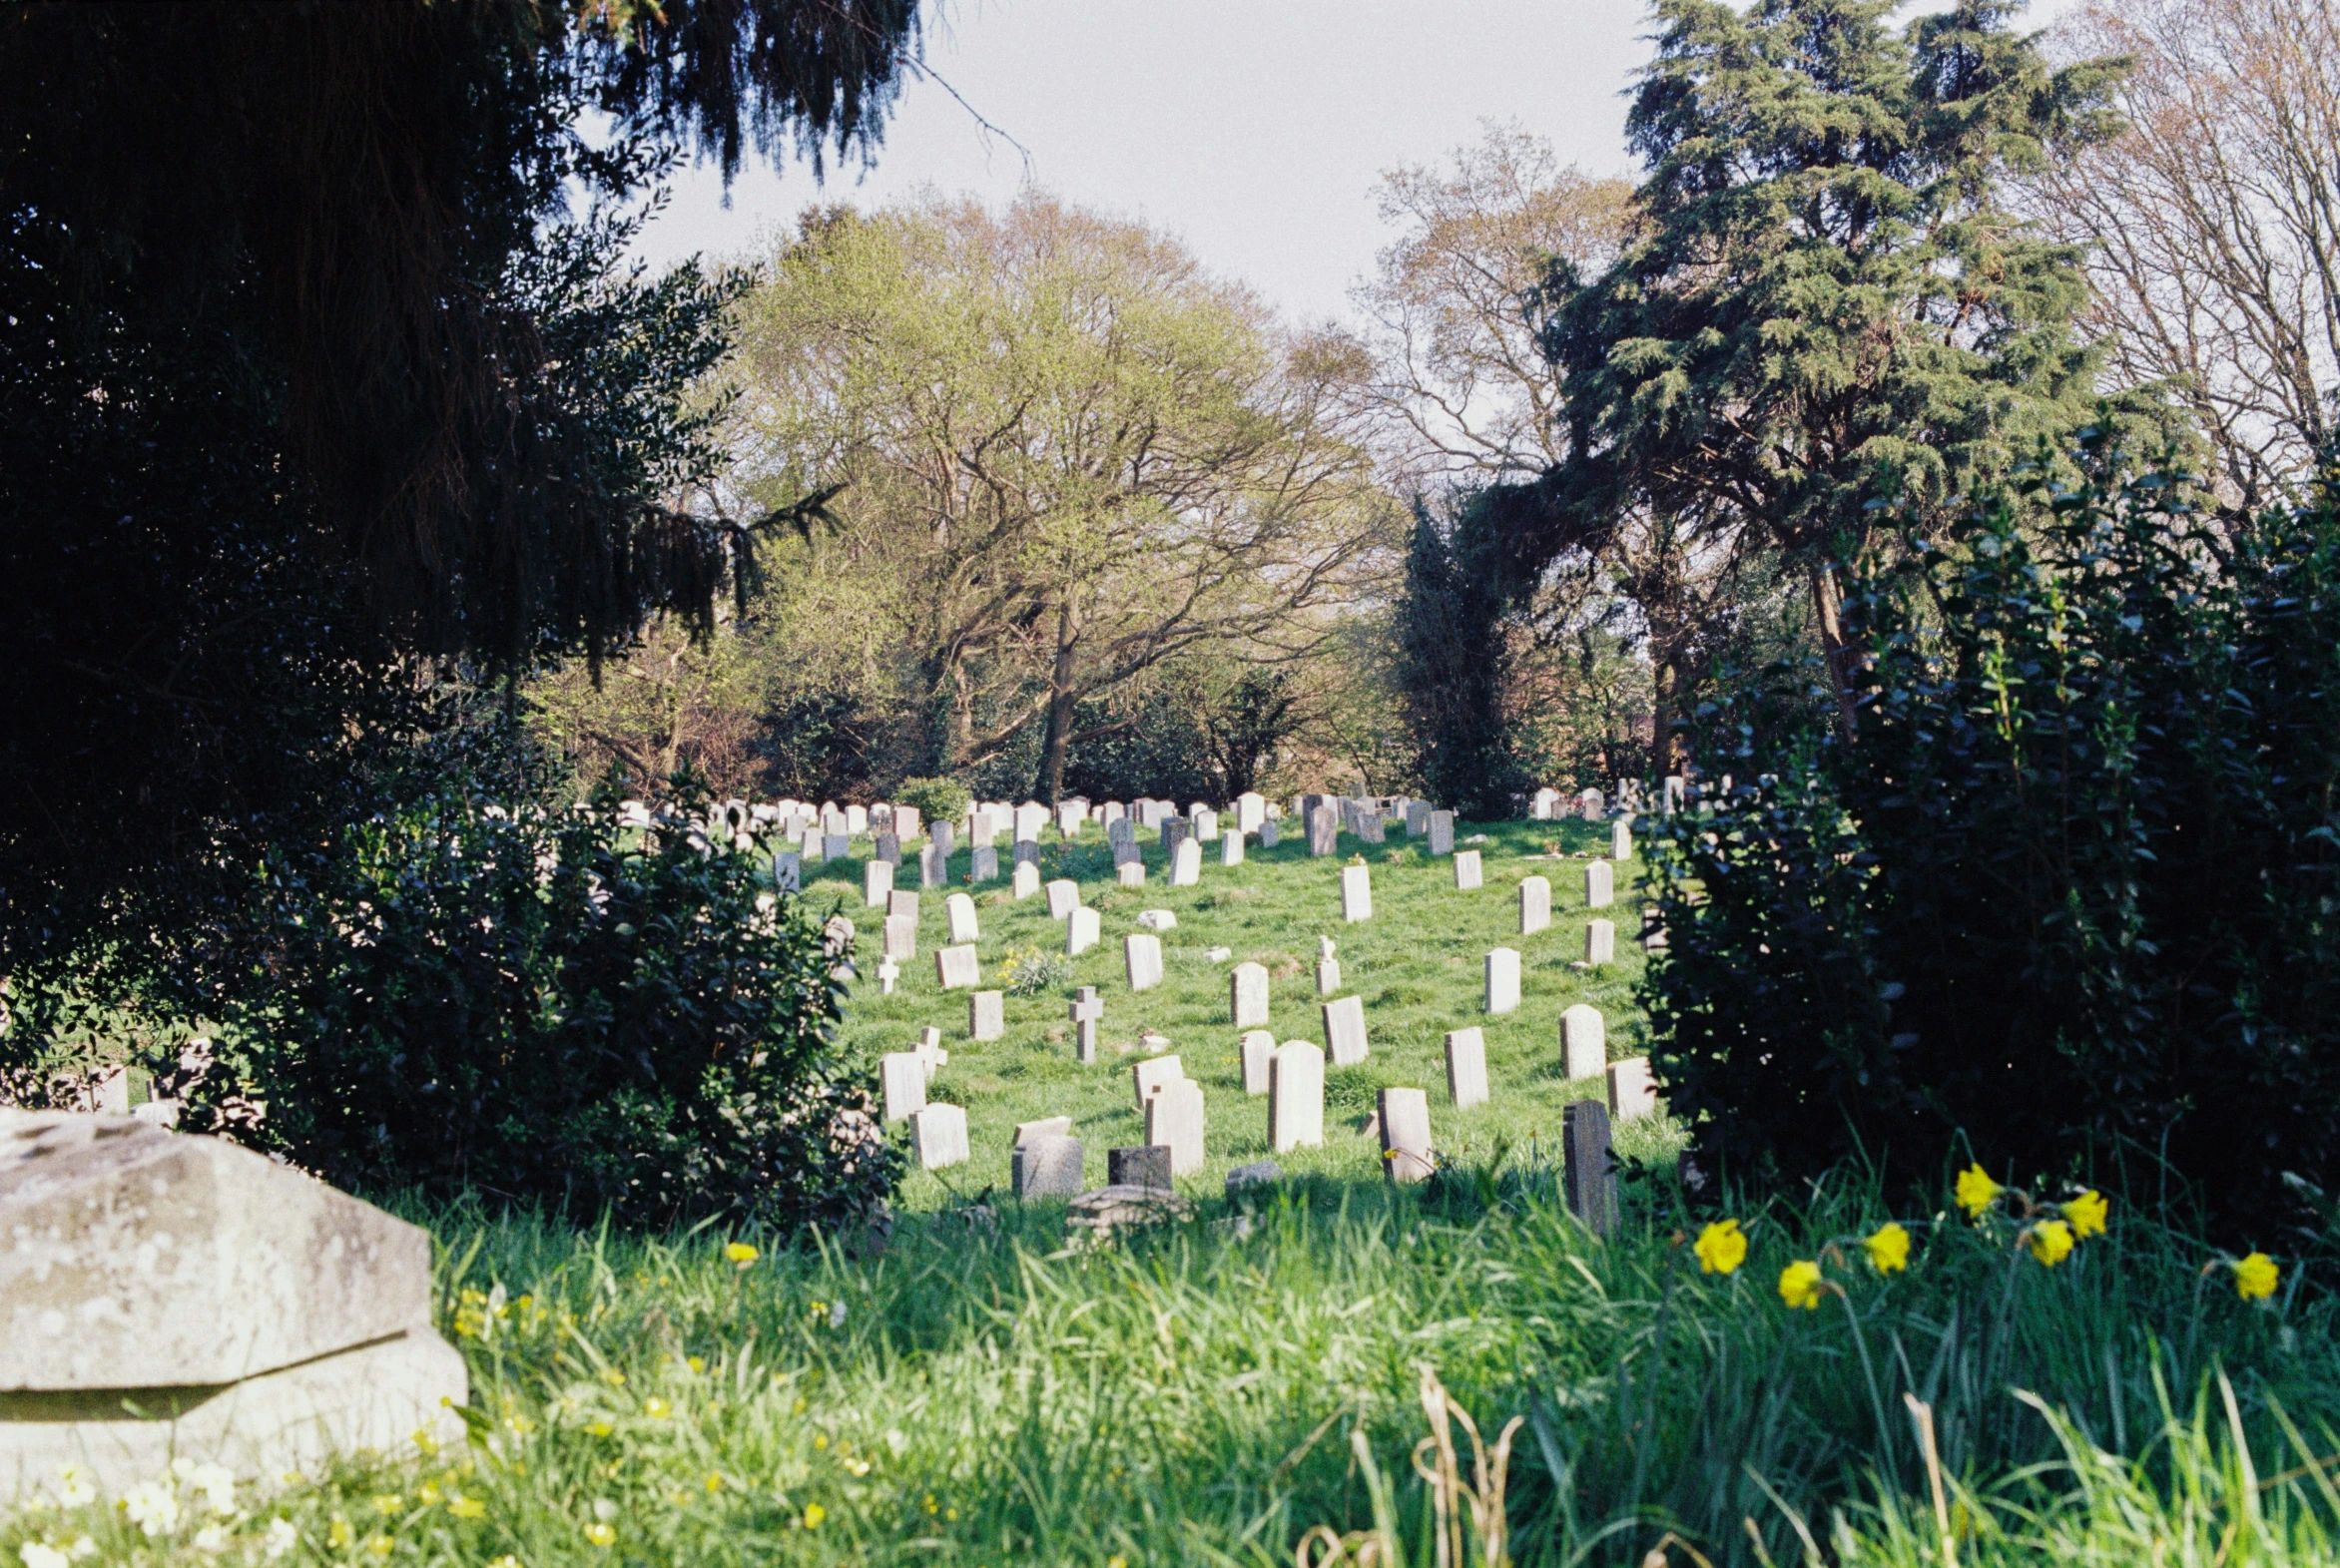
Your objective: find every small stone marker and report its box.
[865,859,895,907]
[1585,860,1614,909]
[1011,1135,1084,1199]
[1519,875,1551,935]
[1125,931,1165,991]
[1206,945,1232,962]
[920,841,948,887]
[1193,807,1219,843]
[1317,955,1342,995]
[1170,838,1202,886]
[1429,810,1455,855]
[1137,908,1178,930]
[1013,862,1041,899]
[1221,830,1245,867]
[1015,1116,1073,1143]
[1046,878,1081,919]
[1611,819,1633,860]
[1341,863,1373,922]
[1108,1144,1174,1191]
[1562,1099,1617,1235]
[882,913,917,961]
[1069,986,1103,1063]
[1268,1041,1326,1151]
[1484,947,1521,1014]
[911,1103,969,1170]
[1323,994,1369,1065]
[947,891,980,942]
[1230,961,1270,1027]
[1586,918,1615,964]
[969,989,1004,1041]
[1131,1053,1186,1112]
[1377,1088,1435,1183]
[1608,1056,1659,1120]
[1561,1002,1606,1080]
[1145,1078,1206,1176]
[878,958,900,995]
[880,1052,927,1122]
[1116,859,1146,887]
[824,831,851,861]
[874,830,901,865]
[1260,817,1281,848]
[1240,1030,1276,1095]
[971,844,999,882]
[1226,1159,1281,1194]
[1444,1027,1489,1110]
[1067,905,1101,955]
[1308,805,1338,857]
[1406,801,1430,836]
[773,850,802,893]
[936,943,980,989]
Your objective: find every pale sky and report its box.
[632,0,2079,327]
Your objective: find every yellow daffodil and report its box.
[1863,1223,1911,1275]
[802,1503,827,1529]
[2065,1190,2107,1239]
[2235,1252,2280,1302]
[1693,1219,1747,1276]
[583,1523,616,1549]
[2027,1220,2074,1267]
[1955,1164,2003,1219]
[725,1243,758,1265]
[1778,1260,1824,1309]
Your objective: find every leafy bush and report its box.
[181,778,900,1232]
[1643,433,2340,1227]
[891,775,970,825]
[999,947,1071,998]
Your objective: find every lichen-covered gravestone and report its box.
[0,1111,466,1493]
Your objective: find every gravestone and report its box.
[880,1053,927,1122]
[1357,809,1386,845]
[1230,961,1270,1028]
[1561,1003,1606,1080]
[1069,986,1103,1063]
[1519,875,1551,935]
[1171,839,1202,887]
[1428,809,1455,855]
[1578,788,1604,820]
[1241,1030,1276,1095]
[1107,1145,1173,1192]
[969,989,1004,1042]
[874,831,901,865]
[1012,839,1042,867]
[822,804,848,834]
[1268,1041,1326,1151]
[878,957,900,995]
[1610,819,1633,860]
[1193,807,1219,843]
[1057,801,1086,838]
[946,892,980,943]
[864,860,895,908]
[916,1027,947,1079]
[1585,919,1615,965]
[936,944,981,990]
[911,1104,969,1171]
[969,808,997,846]
[1236,791,1267,833]
[773,851,802,893]
[1131,1053,1186,1113]
[809,828,834,862]
[0,1111,466,1491]
[1663,776,1685,814]
[1484,947,1521,1015]
[1108,818,1139,861]
[1221,830,1245,867]
[1531,787,1558,819]
[1641,908,1668,952]
[882,913,917,961]
[1584,860,1613,909]
[1138,908,1178,931]
[932,819,956,859]
[1015,802,1048,842]
[1562,1100,1617,1235]
[1259,817,1281,848]
[1406,801,1431,836]
[1117,860,1146,888]
[1161,815,1190,856]
[1012,862,1041,899]
[1607,1056,1659,1120]
[1340,863,1373,922]
[1227,1160,1281,1195]
[971,844,1000,882]
[1125,932,1165,991]
[1308,805,1338,857]
[1323,994,1369,1066]
[895,806,922,840]
[1317,954,1342,996]
[1015,1116,1073,1144]
[1145,1078,1206,1176]
[919,841,948,888]
[1444,1027,1489,1110]
[1066,906,1101,955]
[1011,1135,1085,1200]
[846,804,869,835]
[1455,850,1483,890]
[887,888,920,924]
[1046,878,1081,920]
[1378,1088,1435,1184]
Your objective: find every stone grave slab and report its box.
[865,860,895,907]
[936,944,981,990]
[1323,995,1369,1066]
[1066,906,1101,956]
[1485,947,1521,1015]
[1011,1135,1084,1200]
[969,989,1004,1041]
[1584,860,1614,909]
[880,1053,926,1122]
[1378,1087,1435,1183]
[1130,1053,1186,1113]
[1562,1100,1616,1234]
[1144,1079,1206,1176]
[1124,932,1165,991]
[1341,863,1373,922]
[1454,849,1482,890]
[1608,1056,1659,1120]
[911,1104,968,1170]
[1240,1030,1276,1095]
[1230,961,1270,1027]
[1519,875,1551,935]
[1012,862,1041,899]
[1269,1042,1326,1151]
[1562,1003,1606,1080]
[1586,919,1615,965]
[1444,1027,1489,1110]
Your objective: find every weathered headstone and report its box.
[1066,905,1101,955]
[1455,849,1483,890]
[1357,808,1386,844]
[1323,994,1369,1066]
[1015,1116,1073,1144]
[1663,776,1685,814]
[874,830,901,865]
[1340,862,1373,922]
[1585,918,1615,965]
[865,859,895,908]
[932,818,956,858]
[1259,817,1281,849]
[1484,947,1521,1015]
[1641,907,1668,952]
[1116,859,1146,888]
[1531,787,1558,819]
[1268,1041,1326,1151]
[882,913,917,961]
[1377,1088,1435,1183]
[1012,862,1041,899]
[969,989,1004,1041]
[1145,1078,1206,1176]
[946,891,980,943]
[1562,1099,1616,1235]
[1171,839,1202,886]
[1069,986,1103,1063]
[880,1053,927,1122]
[1125,931,1165,991]
[969,808,998,846]
[911,1103,969,1170]
[1444,1027,1489,1110]
[877,958,900,996]
[936,943,981,990]
[1220,830,1245,867]
[919,841,948,888]
[1138,908,1178,931]
[887,888,920,924]
[1428,809,1455,855]
[1193,807,1219,843]
[1161,815,1190,855]
[846,804,869,835]
[1011,1135,1085,1199]
[1131,1053,1186,1112]
[1230,961,1270,1027]
[1057,801,1087,839]
[773,850,802,893]
[1519,875,1551,935]
[1240,1030,1276,1095]
[1561,1003,1606,1080]
[970,843,1000,882]
[1012,839,1042,867]
[1226,1159,1281,1195]
[1108,1144,1173,1192]
[1317,954,1342,995]
[1015,802,1048,842]
[1236,791,1267,833]
[1584,860,1614,909]
[1607,1056,1659,1120]
[1578,788,1605,820]
[1046,878,1081,920]
[1406,801,1431,836]
[1308,805,1338,857]
[1610,819,1633,860]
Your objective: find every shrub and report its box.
[891,775,970,825]
[180,777,900,1232]
[1643,432,2340,1227]
[999,947,1071,998]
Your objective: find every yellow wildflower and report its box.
[802,1504,827,1529]
[327,1520,354,1550]
[1955,1164,2003,1219]
[1863,1223,1911,1275]
[599,1369,626,1387]
[2065,1190,2108,1239]
[1778,1260,1824,1309]
[370,1495,404,1516]
[704,1474,723,1494]
[487,1558,521,1568]
[813,1434,828,1450]
[447,1495,486,1520]
[583,1523,616,1549]
[2028,1220,2074,1267]
[644,1399,671,1420]
[366,1535,393,1558]
[585,1422,613,1438]
[725,1243,759,1265]
[2235,1252,2280,1302]
[686,1356,706,1374]
[1693,1220,1747,1276]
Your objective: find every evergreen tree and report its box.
[1394,496,1528,816]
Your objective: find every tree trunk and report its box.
[1810,565,1858,745]
[1033,604,1080,805]
[1650,652,1678,782]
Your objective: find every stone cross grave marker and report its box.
[911,1103,968,1170]
[969,989,1004,1041]
[1444,1027,1489,1110]
[1012,862,1041,899]
[1230,961,1270,1028]
[1608,1056,1659,1120]
[880,1053,926,1122]
[946,892,979,943]
[1562,1003,1606,1080]
[1323,994,1370,1065]
[1012,1134,1084,1199]
[1046,878,1081,920]
[1519,875,1551,935]
[1125,932,1165,991]
[1069,986,1103,1062]
[1269,1041,1326,1151]
[1131,1053,1186,1114]
[1586,918,1615,965]
[1562,1099,1617,1235]
[1067,906,1101,956]
[1145,1078,1206,1175]
[936,943,981,990]
[1584,860,1613,909]
[1378,1087,1435,1183]
[1485,947,1521,1015]
[1241,1030,1276,1095]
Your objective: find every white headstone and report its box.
[1317,956,1342,996]
[894,805,922,840]
[864,859,894,908]
[946,891,980,942]
[1269,1041,1326,1151]
[1519,875,1551,935]
[1562,1003,1606,1081]
[846,804,869,835]
[1484,947,1521,1015]
[1220,830,1245,867]
[887,888,920,924]
[1145,1078,1206,1176]
[1067,905,1101,956]
[1170,839,1202,886]
[1011,1134,1084,1199]
[1586,918,1615,964]
[880,1053,927,1122]
[936,943,981,989]
[1137,908,1178,930]
[1236,791,1267,832]
[1444,1028,1489,1110]
[1611,819,1633,860]
[969,989,1004,1041]
[1045,878,1081,919]
[1429,810,1455,854]
[1578,788,1604,820]
[1341,863,1373,923]
[1229,960,1270,1027]
[1240,1030,1276,1095]
[1260,817,1281,848]
[1378,1088,1435,1184]
[911,1103,968,1170]
[1608,1056,1659,1120]
[1124,931,1165,991]
[1131,1053,1186,1113]
[1323,994,1369,1066]
[1531,787,1558,819]
[1012,862,1041,899]
[1015,1116,1073,1144]
[1584,860,1614,909]
[1116,859,1146,887]
[882,913,917,961]
[1455,849,1483,890]
[773,851,802,893]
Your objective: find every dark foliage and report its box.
[1395,495,1531,817]
[1642,432,2340,1230]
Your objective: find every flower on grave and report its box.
[1863,1223,1911,1275]
[1955,1164,2003,1219]
[2026,1220,2074,1267]
[2065,1189,2108,1239]
[327,1519,354,1550]
[366,1535,393,1558]
[1692,1219,1746,1275]
[2234,1252,2280,1302]
[1778,1260,1824,1309]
